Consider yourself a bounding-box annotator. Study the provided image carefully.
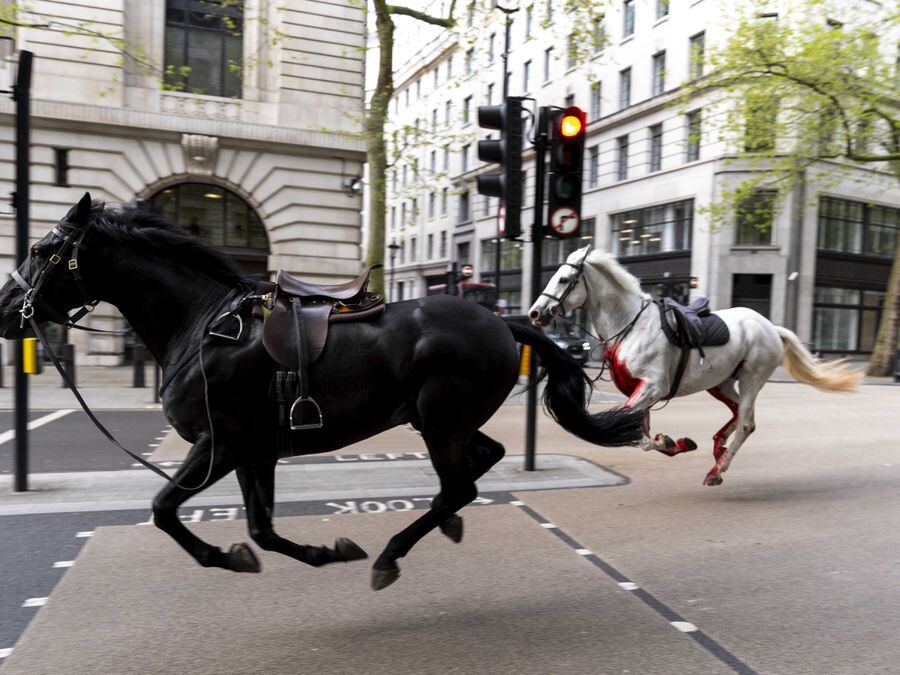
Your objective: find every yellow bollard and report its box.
[23,337,39,374]
[519,345,532,377]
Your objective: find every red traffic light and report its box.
[556,106,586,139]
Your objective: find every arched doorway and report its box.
[148,182,270,278]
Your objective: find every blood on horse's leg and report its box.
[707,383,739,461]
[704,376,762,486]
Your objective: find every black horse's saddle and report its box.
[656,297,730,354]
[260,265,384,433]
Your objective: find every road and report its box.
[0,381,898,673]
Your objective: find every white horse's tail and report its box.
[775,327,862,392]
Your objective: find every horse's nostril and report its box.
[529,310,539,319]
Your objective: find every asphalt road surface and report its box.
[0,383,898,673]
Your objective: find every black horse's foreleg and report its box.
[151,436,257,573]
[235,462,367,567]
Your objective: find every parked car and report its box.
[543,319,596,365]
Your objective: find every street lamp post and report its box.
[388,239,401,301]
[493,0,520,312]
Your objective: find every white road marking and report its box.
[131,463,145,468]
[148,443,160,448]
[671,621,698,633]
[618,582,639,591]
[539,523,557,529]
[141,452,153,457]
[575,548,592,556]
[0,647,12,659]
[509,500,524,506]
[21,597,47,608]
[76,531,94,538]
[0,410,76,446]
[52,561,74,569]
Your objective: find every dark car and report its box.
[544,319,596,365]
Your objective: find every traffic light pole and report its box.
[524,107,549,472]
[13,51,33,492]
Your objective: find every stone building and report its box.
[384,0,900,357]
[0,0,366,363]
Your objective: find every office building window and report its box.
[523,60,531,91]
[616,135,629,180]
[427,233,434,259]
[446,56,453,80]
[623,0,635,37]
[459,191,471,223]
[818,196,898,257]
[590,82,602,119]
[611,199,693,257]
[686,109,701,162]
[546,0,553,23]
[390,206,396,230]
[656,0,669,19]
[441,187,448,215]
[428,193,436,219]
[463,95,472,124]
[54,148,70,187]
[457,241,471,265]
[735,190,777,245]
[489,33,496,63]
[486,83,494,105]
[744,92,777,152]
[445,100,453,125]
[651,51,666,96]
[465,49,474,74]
[433,67,439,88]
[813,287,886,353]
[410,236,417,261]
[619,67,631,109]
[525,5,533,37]
[462,144,471,172]
[588,146,599,187]
[440,231,447,257]
[594,17,606,50]
[649,124,663,172]
[443,145,450,171]
[430,150,437,174]
[164,0,244,98]
[690,31,705,79]
[564,93,575,107]
[544,47,553,81]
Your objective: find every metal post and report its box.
[448,261,459,297]
[13,51,33,492]
[0,342,4,388]
[62,343,76,387]
[494,4,518,310]
[524,107,549,472]
[133,343,146,387]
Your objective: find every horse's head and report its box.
[529,244,592,326]
[0,192,102,338]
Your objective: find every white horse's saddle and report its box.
[656,298,730,355]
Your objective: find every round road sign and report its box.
[550,207,580,236]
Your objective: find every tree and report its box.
[679,0,900,374]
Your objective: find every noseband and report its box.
[13,224,98,329]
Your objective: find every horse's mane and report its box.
[85,203,251,288]
[585,249,646,297]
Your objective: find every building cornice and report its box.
[0,99,367,155]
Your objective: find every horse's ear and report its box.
[74,192,92,225]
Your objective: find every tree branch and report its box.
[388,0,457,28]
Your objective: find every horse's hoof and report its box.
[440,514,464,543]
[703,473,723,487]
[335,537,368,562]
[679,438,697,452]
[371,564,401,591]
[228,543,261,573]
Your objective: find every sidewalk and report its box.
[0,361,894,412]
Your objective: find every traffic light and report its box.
[547,106,586,238]
[476,97,524,239]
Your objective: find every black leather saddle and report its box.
[656,297,730,355]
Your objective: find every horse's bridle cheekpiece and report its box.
[539,244,592,317]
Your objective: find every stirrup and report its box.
[209,312,243,341]
[290,396,323,430]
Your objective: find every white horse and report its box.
[529,245,861,485]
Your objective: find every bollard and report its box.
[62,343,76,386]
[133,343,146,388]
[154,363,161,403]
[23,337,40,374]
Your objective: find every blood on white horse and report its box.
[530,246,862,485]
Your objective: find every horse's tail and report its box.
[503,317,643,447]
[775,326,862,392]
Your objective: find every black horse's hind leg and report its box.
[439,431,505,543]
[152,437,258,572]
[236,462,368,566]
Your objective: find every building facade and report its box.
[0,0,366,363]
[383,0,900,356]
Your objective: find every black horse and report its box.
[0,194,642,590]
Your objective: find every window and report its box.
[564,93,575,107]
[463,95,472,124]
[410,236,417,261]
[445,100,453,125]
[525,5,533,37]
[744,92,777,152]
[593,17,606,51]
[405,89,409,107]
[459,191,471,223]
[546,0,553,23]
[441,187,448,215]
[689,31,705,79]
[686,109,701,162]
[443,145,450,171]
[732,274,772,319]
[164,0,244,98]
[544,47,553,81]
[440,231,447,257]
[149,182,269,276]
[428,192,436,218]
[432,108,438,132]
[588,146,599,187]
[457,241,471,265]
[427,234,434,259]
[465,49,474,74]
[486,83,494,105]
[616,135,629,180]
[567,33,577,70]
[415,79,420,99]
[523,60,531,91]
[623,0,635,37]
[735,191,777,245]
[54,148,69,187]
[590,82,602,119]
[462,144,471,172]
[619,67,631,109]
[433,68,439,88]
[411,198,418,224]
[649,124,663,172]
[611,199,693,258]
[818,196,898,257]
[656,0,669,19]
[651,51,666,96]
[481,238,524,272]
[430,150,437,174]
[467,2,475,26]
[813,287,886,353]
[489,33,496,63]
[446,56,453,80]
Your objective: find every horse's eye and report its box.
[30,247,38,258]
[559,277,569,284]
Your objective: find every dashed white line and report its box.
[0,410,76,446]
[0,647,13,659]
[52,561,74,569]
[76,531,94,538]
[575,548,592,556]
[618,581,639,591]
[509,500,525,506]
[671,621,698,633]
[148,443,160,448]
[539,522,557,529]
[21,597,47,608]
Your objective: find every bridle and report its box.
[12,222,108,332]
[539,244,592,318]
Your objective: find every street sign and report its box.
[550,206,580,236]
[460,264,474,278]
